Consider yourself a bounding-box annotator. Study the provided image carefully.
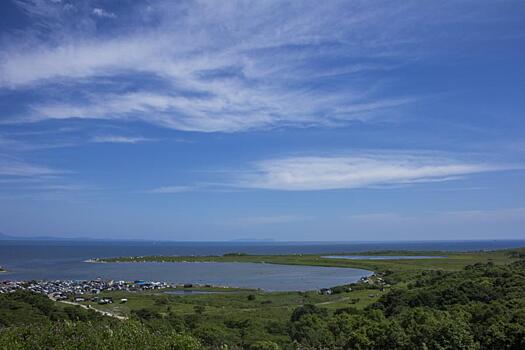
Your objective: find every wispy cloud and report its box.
[3,1,504,132]
[145,152,519,192]
[0,158,61,177]
[147,185,198,194]
[0,156,96,200]
[91,135,152,144]
[0,133,77,151]
[92,8,115,19]
[234,153,517,191]
[26,91,408,132]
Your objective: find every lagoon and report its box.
[1,260,370,291]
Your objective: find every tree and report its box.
[249,340,281,350]
[290,304,328,322]
[290,314,334,349]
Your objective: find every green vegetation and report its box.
[0,291,201,349]
[2,248,525,349]
[286,259,525,349]
[0,321,201,350]
[0,290,105,327]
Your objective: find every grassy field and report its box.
[77,287,386,324]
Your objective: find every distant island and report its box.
[228,238,276,242]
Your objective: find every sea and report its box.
[1,239,524,291]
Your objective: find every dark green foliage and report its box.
[183,313,202,330]
[290,314,334,349]
[290,304,328,322]
[395,308,477,349]
[193,305,206,314]
[288,258,525,349]
[166,312,186,332]
[249,340,280,350]
[154,296,170,306]
[193,324,231,347]
[0,321,202,350]
[0,291,200,349]
[330,285,350,294]
[0,290,104,327]
[131,308,162,320]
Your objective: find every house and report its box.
[51,292,67,301]
[319,288,332,295]
[98,297,113,305]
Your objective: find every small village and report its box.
[0,278,171,302]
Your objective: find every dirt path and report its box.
[315,297,350,305]
[58,300,128,320]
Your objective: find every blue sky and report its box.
[0,0,524,240]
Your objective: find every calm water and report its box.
[322,255,447,260]
[1,239,524,291]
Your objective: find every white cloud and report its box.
[147,185,197,194]
[27,89,402,132]
[2,1,474,132]
[235,153,515,191]
[0,36,162,87]
[1,1,519,134]
[92,8,116,18]
[0,158,61,177]
[91,135,151,144]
